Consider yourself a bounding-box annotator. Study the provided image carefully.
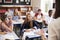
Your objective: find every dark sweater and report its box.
[21,20,43,30]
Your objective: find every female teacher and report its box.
[48,0,60,40]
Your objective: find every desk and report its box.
[26,33,48,40]
[12,21,24,37]
[0,32,19,40]
[22,29,48,40]
[12,19,24,24]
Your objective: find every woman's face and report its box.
[8,16,12,20]
[5,18,9,23]
[28,15,32,21]
[38,11,41,15]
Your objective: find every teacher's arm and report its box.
[48,22,57,40]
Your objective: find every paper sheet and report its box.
[0,32,19,39]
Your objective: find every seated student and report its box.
[5,9,14,17]
[0,19,7,34]
[34,9,45,24]
[21,13,43,40]
[0,15,19,40]
[0,15,13,37]
[44,10,54,24]
[22,13,43,31]
[34,9,44,21]
[43,10,55,28]
[12,9,20,21]
[0,15,13,33]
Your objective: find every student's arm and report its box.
[8,23,13,30]
[2,23,13,32]
[33,20,42,29]
[9,18,13,30]
[0,32,7,35]
[42,15,48,26]
[41,35,47,40]
[21,23,31,32]
[35,30,47,40]
[9,26,13,31]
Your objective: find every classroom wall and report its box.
[31,0,41,12]
[31,0,54,13]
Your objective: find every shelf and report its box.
[0,6,32,16]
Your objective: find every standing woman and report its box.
[48,0,60,40]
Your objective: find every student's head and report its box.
[0,14,7,22]
[14,9,18,16]
[1,14,10,23]
[26,13,32,22]
[37,9,41,14]
[15,9,18,12]
[54,0,60,19]
[14,13,18,16]
[7,9,10,12]
[0,15,11,23]
[23,13,32,24]
[48,10,53,17]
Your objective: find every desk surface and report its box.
[26,33,40,38]
[0,32,19,40]
[12,19,24,24]
[23,29,48,38]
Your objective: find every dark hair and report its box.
[54,0,60,19]
[38,9,41,12]
[48,10,53,17]
[0,14,7,21]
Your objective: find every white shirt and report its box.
[48,17,60,40]
[5,11,13,16]
[44,15,54,24]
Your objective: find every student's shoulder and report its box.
[32,20,37,22]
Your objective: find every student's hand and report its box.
[0,32,7,35]
[2,23,13,33]
[31,28,36,31]
[9,30,13,33]
[8,29,13,33]
[35,29,44,36]
[25,29,31,32]
[35,29,47,40]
